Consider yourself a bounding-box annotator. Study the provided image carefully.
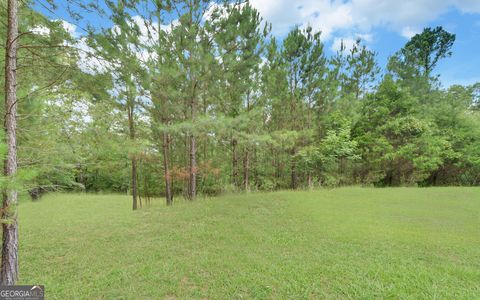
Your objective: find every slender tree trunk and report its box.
[188,80,197,200]
[137,163,142,208]
[203,90,208,161]
[162,131,172,205]
[128,105,138,210]
[291,148,297,189]
[243,92,251,191]
[143,173,150,207]
[188,91,197,200]
[189,134,196,199]
[155,6,173,205]
[243,148,249,191]
[1,0,19,285]
[274,149,279,179]
[253,148,259,188]
[232,138,238,187]
[184,134,190,198]
[131,157,138,209]
[138,190,142,208]
[307,172,313,189]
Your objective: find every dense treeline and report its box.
[3,1,480,208]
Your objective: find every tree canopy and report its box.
[2,1,479,206]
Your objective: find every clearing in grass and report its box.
[19,187,480,299]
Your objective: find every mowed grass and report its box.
[17,188,480,299]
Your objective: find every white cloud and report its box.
[59,20,78,37]
[250,0,353,37]
[250,0,480,40]
[331,33,373,52]
[401,26,420,39]
[31,25,50,36]
[204,2,242,22]
[356,33,373,42]
[331,37,356,52]
[74,37,113,75]
[131,15,159,46]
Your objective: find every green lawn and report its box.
[18,188,480,299]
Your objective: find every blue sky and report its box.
[249,0,480,87]
[362,9,480,87]
[36,0,480,87]
[347,10,480,87]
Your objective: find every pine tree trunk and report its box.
[143,173,150,207]
[188,87,197,200]
[131,157,138,210]
[253,148,259,188]
[274,150,279,179]
[203,91,208,161]
[138,189,142,208]
[232,138,238,187]
[162,131,172,205]
[184,135,190,198]
[155,7,173,205]
[189,134,196,199]
[242,92,250,191]
[243,149,249,191]
[1,0,19,285]
[307,173,313,189]
[128,105,138,210]
[291,148,297,189]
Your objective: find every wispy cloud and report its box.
[250,0,480,41]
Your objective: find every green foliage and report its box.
[354,77,451,185]
[388,26,455,88]
[297,123,359,186]
[403,27,455,76]
[5,3,479,201]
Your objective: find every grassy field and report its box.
[17,188,480,299]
